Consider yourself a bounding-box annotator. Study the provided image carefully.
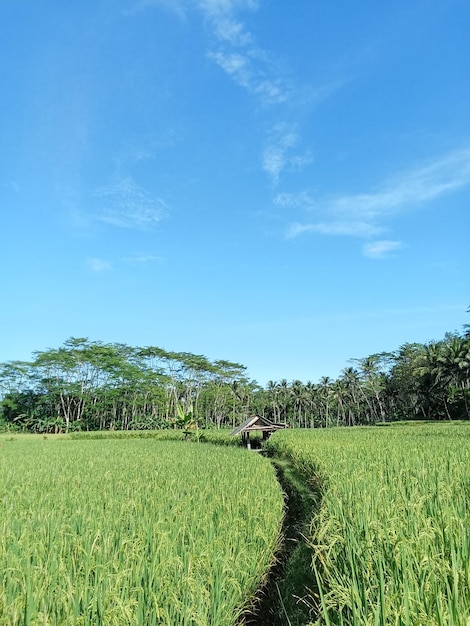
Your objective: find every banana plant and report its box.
[175,402,199,441]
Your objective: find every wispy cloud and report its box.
[208,50,292,105]
[86,258,113,272]
[198,0,348,109]
[124,0,337,184]
[283,148,470,249]
[331,148,470,220]
[287,221,380,239]
[363,240,403,259]
[196,0,259,43]
[196,1,321,183]
[262,124,312,183]
[124,0,346,108]
[123,0,339,185]
[94,178,167,229]
[197,0,295,106]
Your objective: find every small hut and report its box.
[230,415,286,449]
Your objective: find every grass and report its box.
[0,437,284,625]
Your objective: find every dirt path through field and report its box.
[239,455,320,626]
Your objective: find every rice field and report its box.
[4,423,470,626]
[0,437,284,625]
[266,423,470,625]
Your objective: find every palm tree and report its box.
[389,343,427,420]
[304,381,319,427]
[277,379,290,424]
[413,341,453,420]
[291,380,309,428]
[441,336,470,419]
[319,376,332,428]
[356,355,389,422]
[266,380,280,422]
[340,367,363,425]
[330,379,347,426]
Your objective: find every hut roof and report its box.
[230,415,286,436]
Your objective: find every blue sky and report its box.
[1,0,469,385]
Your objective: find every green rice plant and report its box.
[68,428,242,446]
[0,438,284,625]
[266,423,470,626]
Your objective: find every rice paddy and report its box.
[0,437,284,625]
[3,423,470,626]
[266,423,470,625]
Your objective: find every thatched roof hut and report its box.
[231,415,286,448]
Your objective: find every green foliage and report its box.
[0,308,468,432]
[0,339,251,432]
[0,438,284,625]
[0,416,19,433]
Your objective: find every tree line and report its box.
[1,314,469,433]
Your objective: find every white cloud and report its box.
[198,0,348,112]
[333,148,470,219]
[212,16,251,46]
[287,221,380,239]
[94,178,167,229]
[262,147,286,184]
[208,51,251,86]
[362,240,402,259]
[125,0,337,189]
[284,148,470,244]
[199,2,255,46]
[198,0,296,107]
[86,258,112,272]
[262,125,312,183]
[123,0,291,103]
[196,0,259,31]
[208,50,291,104]
[274,191,316,210]
[126,0,345,108]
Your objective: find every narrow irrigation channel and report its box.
[239,454,322,626]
